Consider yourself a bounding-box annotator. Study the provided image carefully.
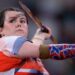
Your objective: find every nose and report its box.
[16,20,21,27]
[17,24,21,27]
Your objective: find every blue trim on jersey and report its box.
[12,37,27,55]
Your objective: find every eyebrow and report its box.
[9,14,26,20]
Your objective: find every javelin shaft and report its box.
[18,0,42,28]
[18,0,57,44]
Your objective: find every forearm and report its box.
[39,44,75,60]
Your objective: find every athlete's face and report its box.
[1,11,28,37]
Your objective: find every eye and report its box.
[20,19,26,23]
[9,19,16,23]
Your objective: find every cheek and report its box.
[24,24,28,35]
[3,23,15,32]
[24,24,28,31]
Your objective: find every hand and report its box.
[34,25,51,40]
[32,25,51,44]
[41,25,51,39]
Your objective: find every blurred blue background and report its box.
[0,0,75,75]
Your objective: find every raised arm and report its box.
[18,41,75,60]
[18,27,75,60]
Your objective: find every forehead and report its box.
[5,11,26,19]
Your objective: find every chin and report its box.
[16,33,28,37]
[15,31,28,37]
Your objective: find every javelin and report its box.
[18,0,57,44]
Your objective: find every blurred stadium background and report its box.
[0,0,75,75]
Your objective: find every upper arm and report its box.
[18,41,40,58]
[2,36,40,59]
